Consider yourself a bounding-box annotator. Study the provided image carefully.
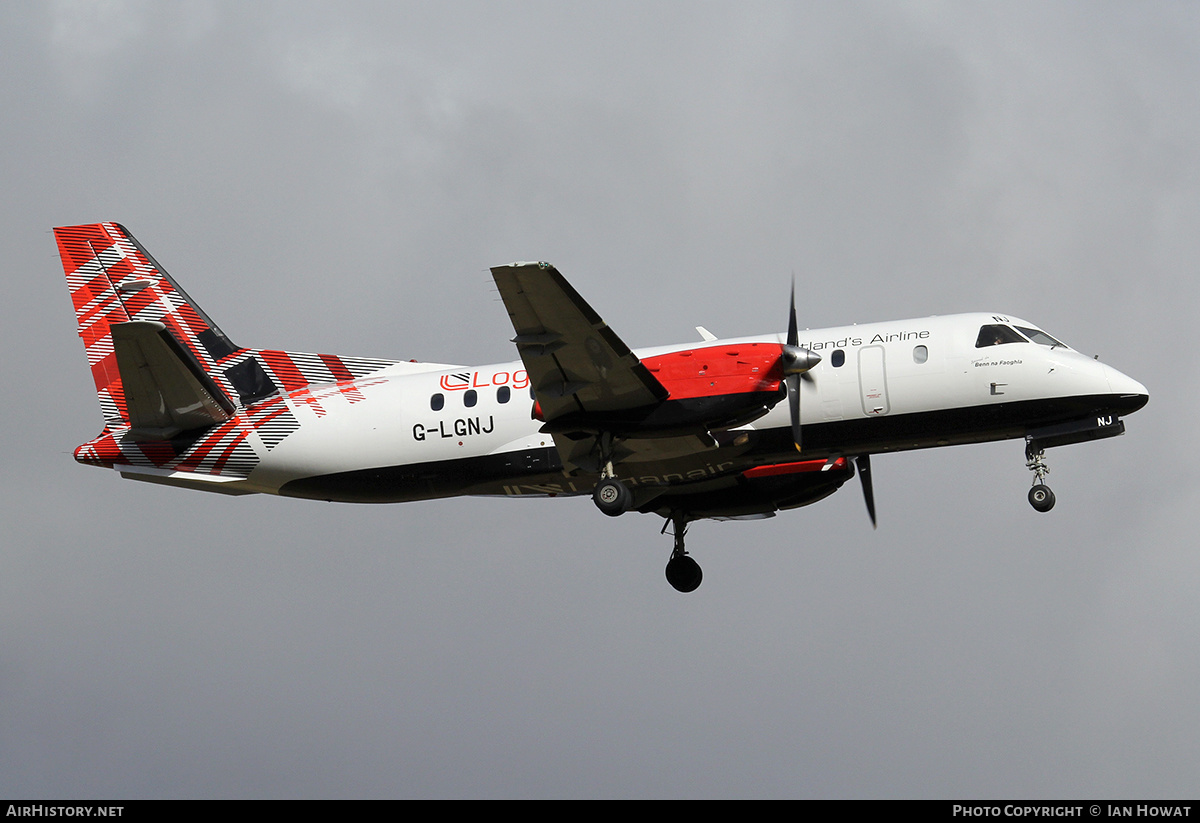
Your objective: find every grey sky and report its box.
[2,0,1197,798]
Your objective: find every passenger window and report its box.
[831,349,845,368]
[464,390,477,408]
[431,393,444,411]
[497,386,511,404]
[975,324,1026,348]
[913,345,928,364]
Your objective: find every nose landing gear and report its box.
[1025,443,1056,513]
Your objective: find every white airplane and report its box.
[55,223,1149,592]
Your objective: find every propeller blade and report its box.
[782,281,818,451]
[856,454,877,529]
[787,373,802,451]
[787,280,799,348]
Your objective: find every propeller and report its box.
[777,281,875,524]
[856,454,877,529]
[781,281,821,451]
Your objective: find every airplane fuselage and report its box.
[54,223,1149,589]
[183,312,1146,511]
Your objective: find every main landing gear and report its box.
[1025,443,1056,513]
[591,432,632,517]
[663,512,702,593]
[593,477,631,517]
[590,474,702,593]
[588,433,701,592]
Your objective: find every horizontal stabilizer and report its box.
[112,321,236,440]
[118,464,255,495]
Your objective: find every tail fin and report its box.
[56,223,399,481]
[56,223,398,426]
[55,222,246,429]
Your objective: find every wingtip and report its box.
[498,260,553,269]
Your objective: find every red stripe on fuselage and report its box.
[319,354,355,382]
[260,350,308,392]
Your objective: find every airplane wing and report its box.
[491,261,671,471]
[491,262,668,420]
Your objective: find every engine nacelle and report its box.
[644,457,854,519]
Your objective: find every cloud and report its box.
[3,0,1196,798]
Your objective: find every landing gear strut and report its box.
[663,512,702,593]
[1025,442,1056,513]
[591,432,631,517]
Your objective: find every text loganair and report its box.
[439,369,529,392]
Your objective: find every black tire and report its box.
[1028,484,1056,513]
[665,555,703,593]
[593,478,631,517]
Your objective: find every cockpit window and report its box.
[975,324,1026,348]
[1014,326,1066,349]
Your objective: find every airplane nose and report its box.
[1103,364,1149,413]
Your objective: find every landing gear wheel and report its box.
[663,512,702,592]
[593,478,631,517]
[1025,441,1055,513]
[1028,484,1056,513]
[665,554,703,593]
